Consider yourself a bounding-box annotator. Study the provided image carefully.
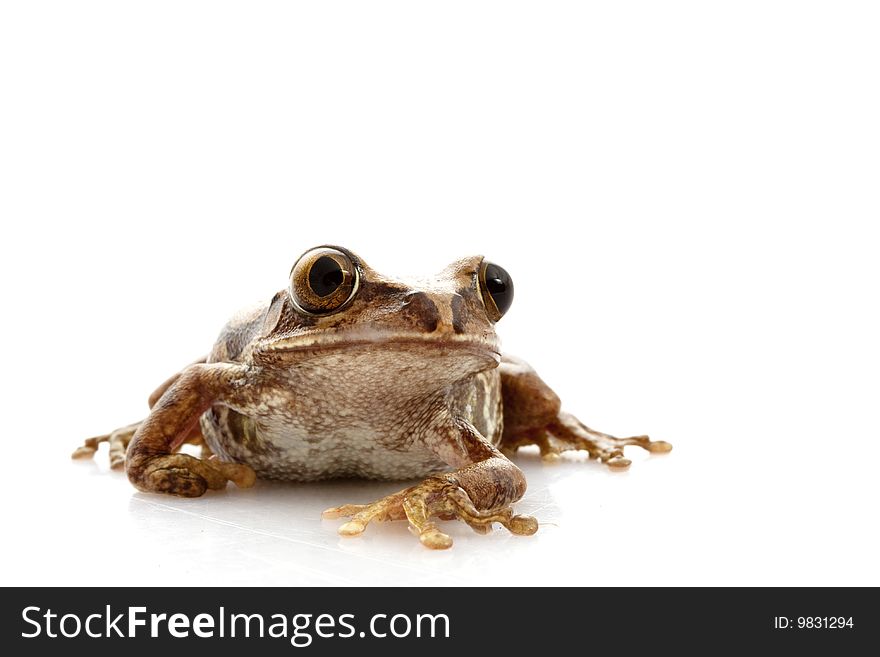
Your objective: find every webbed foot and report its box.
[544,412,672,470]
[72,422,140,470]
[127,453,256,498]
[323,475,537,550]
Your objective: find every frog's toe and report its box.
[108,425,138,469]
[324,478,538,549]
[338,520,368,537]
[544,412,672,470]
[323,493,408,538]
[403,478,538,548]
[213,461,257,488]
[71,437,102,460]
[415,526,453,550]
[428,483,538,538]
[72,421,140,470]
[130,453,255,497]
[647,440,673,453]
[321,503,370,520]
[146,467,210,497]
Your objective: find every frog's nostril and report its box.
[401,292,440,333]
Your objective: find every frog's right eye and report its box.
[289,247,360,315]
[479,260,514,322]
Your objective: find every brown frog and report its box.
[73,246,671,549]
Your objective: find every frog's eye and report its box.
[479,260,514,322]
[289,247,360,315]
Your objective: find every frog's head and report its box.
[253,245,512,373]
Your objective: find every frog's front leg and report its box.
[499,355,671,469]
[125,362,256,497]
[323,417,538,550]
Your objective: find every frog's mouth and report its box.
[256,330,501,363]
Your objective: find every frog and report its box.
[73,245,671,549]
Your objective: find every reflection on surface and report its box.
[18,447,683,586]
[123,450,569,585]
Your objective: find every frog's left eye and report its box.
[289,247,360,315]
[479,260,514,322]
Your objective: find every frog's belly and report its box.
[200,405,448,482]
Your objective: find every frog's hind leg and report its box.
[72,421,210,469]
[499,355,671,470]
[72,422,140,469]
[72,357,211,469]
[539,413,671,469]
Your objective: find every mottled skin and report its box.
[74,246,671,549]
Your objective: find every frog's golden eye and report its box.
[479,260,514,322]
[289,247,359,315]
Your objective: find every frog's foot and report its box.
[126,453,256,498]
[322,476,538,550]
[541,411,672,470]
[72,422,140,470]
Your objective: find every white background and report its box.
[1,1,878,586]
